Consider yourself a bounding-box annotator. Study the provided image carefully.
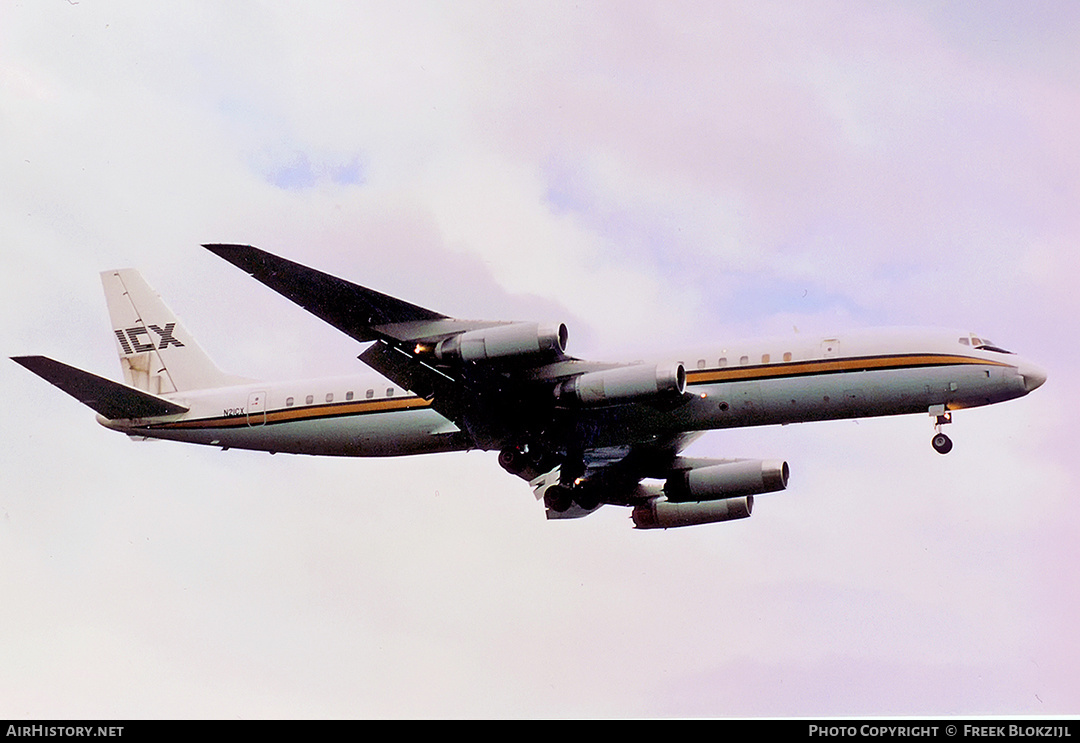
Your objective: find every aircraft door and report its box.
[247,391,266,426]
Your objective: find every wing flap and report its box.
[358,341,452,401]
[12,356,188,419]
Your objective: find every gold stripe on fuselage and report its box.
[148,395,433,430]
[685,353,1013,386]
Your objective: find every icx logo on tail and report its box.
[113,323,185,354]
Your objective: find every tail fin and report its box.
[101,269,247,393]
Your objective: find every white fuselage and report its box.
[99,328,1043,456]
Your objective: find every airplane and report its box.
[12,244,1047,529]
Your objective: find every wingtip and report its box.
[203,244,265,270]
[203,243,255,254]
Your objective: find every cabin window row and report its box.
[283,387,398,407]
[692,352,794,369]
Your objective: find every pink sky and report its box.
[2,2,1077,716]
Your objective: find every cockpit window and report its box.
[962,333,1013,354]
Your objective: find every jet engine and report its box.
[435,322,567,362]
[631,459,789,529]
[664,459,789,502]
[632,496,753,529]
[554,362,686,406]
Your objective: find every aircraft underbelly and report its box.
[688,363,1022,428]
[133,408,469,457]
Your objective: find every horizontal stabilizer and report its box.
[11,356,188,419]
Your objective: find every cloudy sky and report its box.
[2,1,1077,718]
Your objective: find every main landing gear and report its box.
[498,444,559,482]
[930,405,953,455]
[500,444,601,513]
[543,483,601,513]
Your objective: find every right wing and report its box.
[205,244,579,449]
[203,244,500,344]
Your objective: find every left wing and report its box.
[532,432,700,518]
[528,431,784,529]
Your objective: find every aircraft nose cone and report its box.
[1020,362,1047,392]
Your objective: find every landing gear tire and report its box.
[545,485,574,513]
[498,447,526,475]
[573,489,601,511]
[932,433,953,455]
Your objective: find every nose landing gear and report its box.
[932,431,953,454]
[930,405,953,454]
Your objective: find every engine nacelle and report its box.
[632,496,753,529]
[435,322,567,363]
[554,362,686,406]
[664,459,789,502]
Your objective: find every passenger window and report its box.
[718,357,727,367]
[697,359,706,369]
[366,389,374,399]
[346,391,354,401]
[286,397,294,407]
[740,356,749,366]
[783,352,792,362]
[305,395,313,405]
[326,393,333,403]
[386,387,394,397]
[761,354,770,364]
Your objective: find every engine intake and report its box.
[554,362,686,406]
[664,459,789,503]
[632,496,753,529]
[435,323,567,363]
